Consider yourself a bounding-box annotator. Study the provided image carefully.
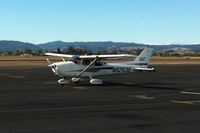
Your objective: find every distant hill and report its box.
[38,41,200,52]
[38,41,146,51]
[0,40,200,52]
[152,44,200,52]
[0,41,40,51]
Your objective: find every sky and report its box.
[0,0,200,45]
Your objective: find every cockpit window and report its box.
[70,56,81,64]
[95,61,104,66]
[70,56,105,66]
[82,60,91,65]
[81,59,104,66]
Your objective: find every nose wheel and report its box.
[71,77,81,83]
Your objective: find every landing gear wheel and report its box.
[71,77,81,83]
[58,79,70,85]
[90,79,103,85]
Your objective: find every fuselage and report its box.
[51,61,146,78]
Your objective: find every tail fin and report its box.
[133,48,153,66]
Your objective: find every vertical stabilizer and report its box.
[133,48,153,66]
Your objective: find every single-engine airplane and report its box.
[45,47,155,85]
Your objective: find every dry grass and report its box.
[0,56,199,67]
[151,56,200,64]
[0,56,60,67]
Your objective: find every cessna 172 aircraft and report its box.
[45,47,155,85]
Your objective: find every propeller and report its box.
[51,64,58,75]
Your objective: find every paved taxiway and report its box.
[0,65,200,133]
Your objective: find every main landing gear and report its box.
[57,77,103,85]
[90,79,103,85]
[57,78,70,85]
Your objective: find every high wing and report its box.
[45,53,73,58]
[45,53,137,59]
[79,54,137,59]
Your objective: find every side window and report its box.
[95,61,103,66]
[82,60,91,65]
[70,56,81,64]
[81,59,104,66]
[76,59,81,64]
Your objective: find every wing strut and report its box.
[71,57,98,82]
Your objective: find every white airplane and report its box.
[45,47,155,85]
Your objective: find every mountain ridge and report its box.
[0,40,200,52]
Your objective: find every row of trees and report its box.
[0,47,143,56]
[1,47,200,56]
[0,49,44,56]
[154,51,200,57]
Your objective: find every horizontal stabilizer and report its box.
[134,67,155,71]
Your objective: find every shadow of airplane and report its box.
[68,80,182,91]
[101,81,181,90]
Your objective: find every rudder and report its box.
[134,48,153,66]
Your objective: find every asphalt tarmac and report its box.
[0,65,200,133]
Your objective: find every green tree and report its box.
[25,49,33,54]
